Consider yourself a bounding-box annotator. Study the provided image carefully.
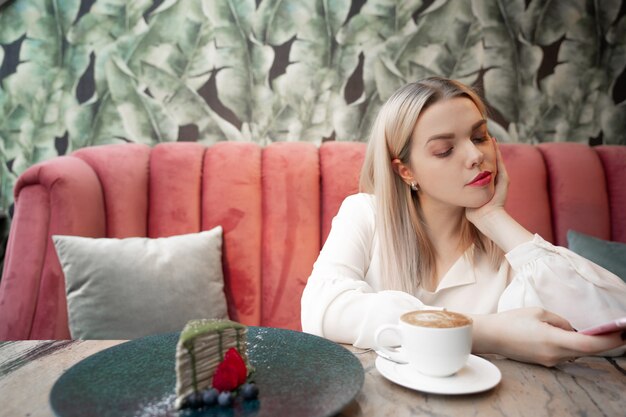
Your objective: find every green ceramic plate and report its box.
[50,327,364,417]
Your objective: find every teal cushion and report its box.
[567,230,626,282]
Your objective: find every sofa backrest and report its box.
[1,141,624,340]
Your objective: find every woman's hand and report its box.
[471,307,626,367]
[464,137,534,252]
[465,137,509,225]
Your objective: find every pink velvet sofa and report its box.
[0,142,625,340]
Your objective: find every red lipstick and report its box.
[467,171,492,187]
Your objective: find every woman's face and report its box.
[408,97,497,209]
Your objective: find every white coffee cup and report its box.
[374,310,473,377]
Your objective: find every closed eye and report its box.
[472,136,488,144]
[435,147,453,158]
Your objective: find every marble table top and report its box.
[1,339,624,417]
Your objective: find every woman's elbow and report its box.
[300,285,324,337]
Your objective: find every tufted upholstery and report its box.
[0,142,624,340]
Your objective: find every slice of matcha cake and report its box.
[175,319,249,408]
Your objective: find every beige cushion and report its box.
[52,227,228,339]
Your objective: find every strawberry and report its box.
[224,348,248,385]
[212,361,239,391]
[212,348,248,391]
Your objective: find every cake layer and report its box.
[175,319,248,408]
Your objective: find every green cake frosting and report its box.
[180,319,246,348]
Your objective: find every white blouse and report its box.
[301,193,626,348]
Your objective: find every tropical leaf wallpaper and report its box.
[0,0,625,261]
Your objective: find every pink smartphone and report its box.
[579,317,626,335]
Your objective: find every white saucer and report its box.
[375,354,502,395]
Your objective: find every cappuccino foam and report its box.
[401,310,471,328]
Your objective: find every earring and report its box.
[410,182,419,191]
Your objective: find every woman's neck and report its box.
[418,196,467,289]
[419,197,464,248]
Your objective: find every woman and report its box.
[301,77,626,366]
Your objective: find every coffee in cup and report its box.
[374,310,472,377]
[402,310,471,328]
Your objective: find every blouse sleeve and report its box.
[498,234,626,333]
[300,194,431,348]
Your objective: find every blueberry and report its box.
[186,391,203,409]
[241,383,259,400]
[202,388,219,406]
[217,391,233,406]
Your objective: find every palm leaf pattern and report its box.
[0,0,625,244]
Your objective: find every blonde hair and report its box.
[360,77,502,293]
